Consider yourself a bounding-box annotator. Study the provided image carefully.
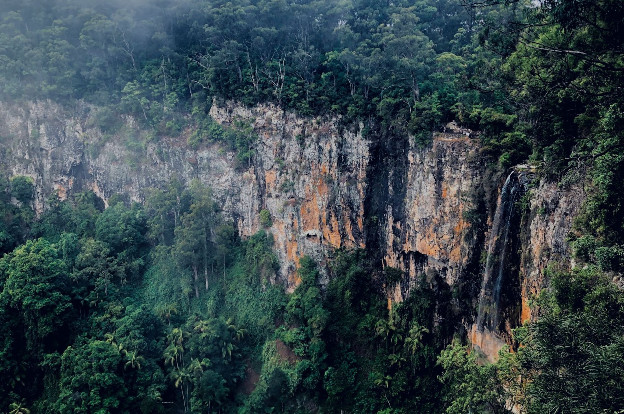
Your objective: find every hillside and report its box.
[0,0,623,413]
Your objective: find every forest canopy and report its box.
[1,0,624,412]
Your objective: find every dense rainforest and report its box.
[1,0,624,413]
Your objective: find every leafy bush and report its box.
[259,209,272,228]
[10,176,34,204]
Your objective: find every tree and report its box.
[56,340,128,413]
[173,182,219,297]
[438,339,509,414]
[10,176,33,204]
[95,201,147,279]
[508,267,624,413]
[0,239,73,352]
[8,402,30,414]
[74,238,124,300]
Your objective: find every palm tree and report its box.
[157,304,178,326]
[188,358,210,380]
[104,332,124,352]
[104,332,116,344]
[123,349,145,370]
[226,318,245,341]
[168,327,184,346]
[221,341,234,360]
[9,402,30,414]
[193,319,214,339]
[170,367,190,413]
[164,343,183,370]
[404,323,429,356]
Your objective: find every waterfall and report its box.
[476,171,522,332]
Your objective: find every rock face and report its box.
[519,178,585,322]
[470,170,583,361]
[382,134,483,301]
[209,102,369,289]
[0,100,582,357]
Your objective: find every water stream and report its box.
[476,171,522,332]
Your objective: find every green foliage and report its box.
[0,0,481,146]
[89,107,123,135]
[31,192,103,242]
[9,176,33,204]
[0,239,73,352]
[259,209,272,228]
[1,0,620,177]
[189,113,257,169]
[95,201,147,279]
[500,267,624,413]
[438,339,509,414]
[56,340,128,413]
[2,0,624,412]
[2,161,622,414]
[0,176,32,255]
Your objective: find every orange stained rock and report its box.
[272,216,303,288]
[299,175,348,249]
[265,170,277,189]
[521,295,531,324]
[287,238,299,266]
[449,245,462,263]
[323,213,342,247]
[357,214,365,246]
[454,214,469,235]
[470,325,478,345]
[469,325,506,363]
[291,255,302,287]
[449,217,470,262]
[55,184,67,200]
[403,238,414,254]
[416,231,441,259]
[299,193,320,231]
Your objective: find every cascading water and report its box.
[472,171,525,360]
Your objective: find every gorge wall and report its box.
[0,100,583,358]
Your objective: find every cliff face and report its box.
[209,102,368,289]
[520,178,584,322]
[0,100,369,290]
[470,170,583,361]
[0,100,582,357]
[382,134,483,302]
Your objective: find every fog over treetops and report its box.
[0,0,623,413]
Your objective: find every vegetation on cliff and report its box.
[0,182,456,413]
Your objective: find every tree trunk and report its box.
[203,228,209,291]
[193,265,199,298]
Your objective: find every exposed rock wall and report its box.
[382,134,483,302]
[519,179,584,322]
[471,170,583,361]
[0,100,583,357]
[0,100,370,290]
[209,102,368,289]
